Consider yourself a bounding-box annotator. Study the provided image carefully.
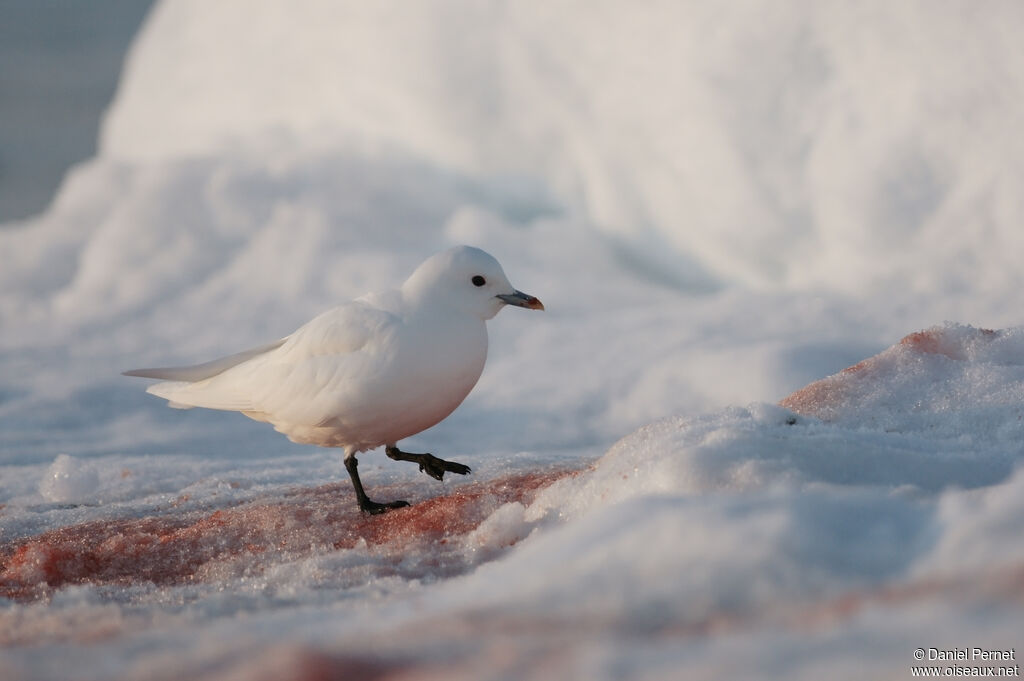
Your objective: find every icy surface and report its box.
[3,2,1024,679]
[37,455,101,504]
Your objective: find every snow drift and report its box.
[101,0,1024,296]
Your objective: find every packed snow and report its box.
[3,2,1024,679]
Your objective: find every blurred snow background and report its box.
[0,0,153,224]
[2,1,1024,679]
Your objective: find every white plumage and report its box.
[125,246,543,513]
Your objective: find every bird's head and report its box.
[402,246,544,321]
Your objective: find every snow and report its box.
[100,1,1024,297]
[37,455,100,504]
[3,1,1024,679]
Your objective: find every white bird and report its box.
[125,246,543,514]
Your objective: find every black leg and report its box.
[344,454,409,515]
[385,444,471,481]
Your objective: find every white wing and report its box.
[129,301,400,418]
[247,302,403,425]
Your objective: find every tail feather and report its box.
[123,338,286,382]
[146,380,254,412]
[125,338,287,413]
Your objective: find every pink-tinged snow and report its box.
[1,469,572,604]
[4,326,1024,680]
[3,1,1024,679]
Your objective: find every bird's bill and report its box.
[496,290,545,310]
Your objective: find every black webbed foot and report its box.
[359,498,410,515]
[385,445,472,481]
[417,453,471,480]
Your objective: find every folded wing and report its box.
[123,339,288,382]
[123,301,400,419]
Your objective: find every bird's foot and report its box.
[417,453,471,481]
[385,446,471,481]
[345,453,410,515]
[359,498,410,515]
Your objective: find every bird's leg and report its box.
[343,454,409,515]
[385,444,471,481]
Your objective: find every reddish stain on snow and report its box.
[778,363,869,420]
[0,469,575,601]
[194,646,400,681]
[211,563,1024,681]
[899,326,996,360]
[784,560,1024,634]
[348,469,566,547]
[780,325,998,419]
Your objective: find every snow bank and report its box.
[562,324,1024,503]
[453,323,1024,623]
[101,1,1024,295]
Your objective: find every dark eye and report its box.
[472,275,486,287]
